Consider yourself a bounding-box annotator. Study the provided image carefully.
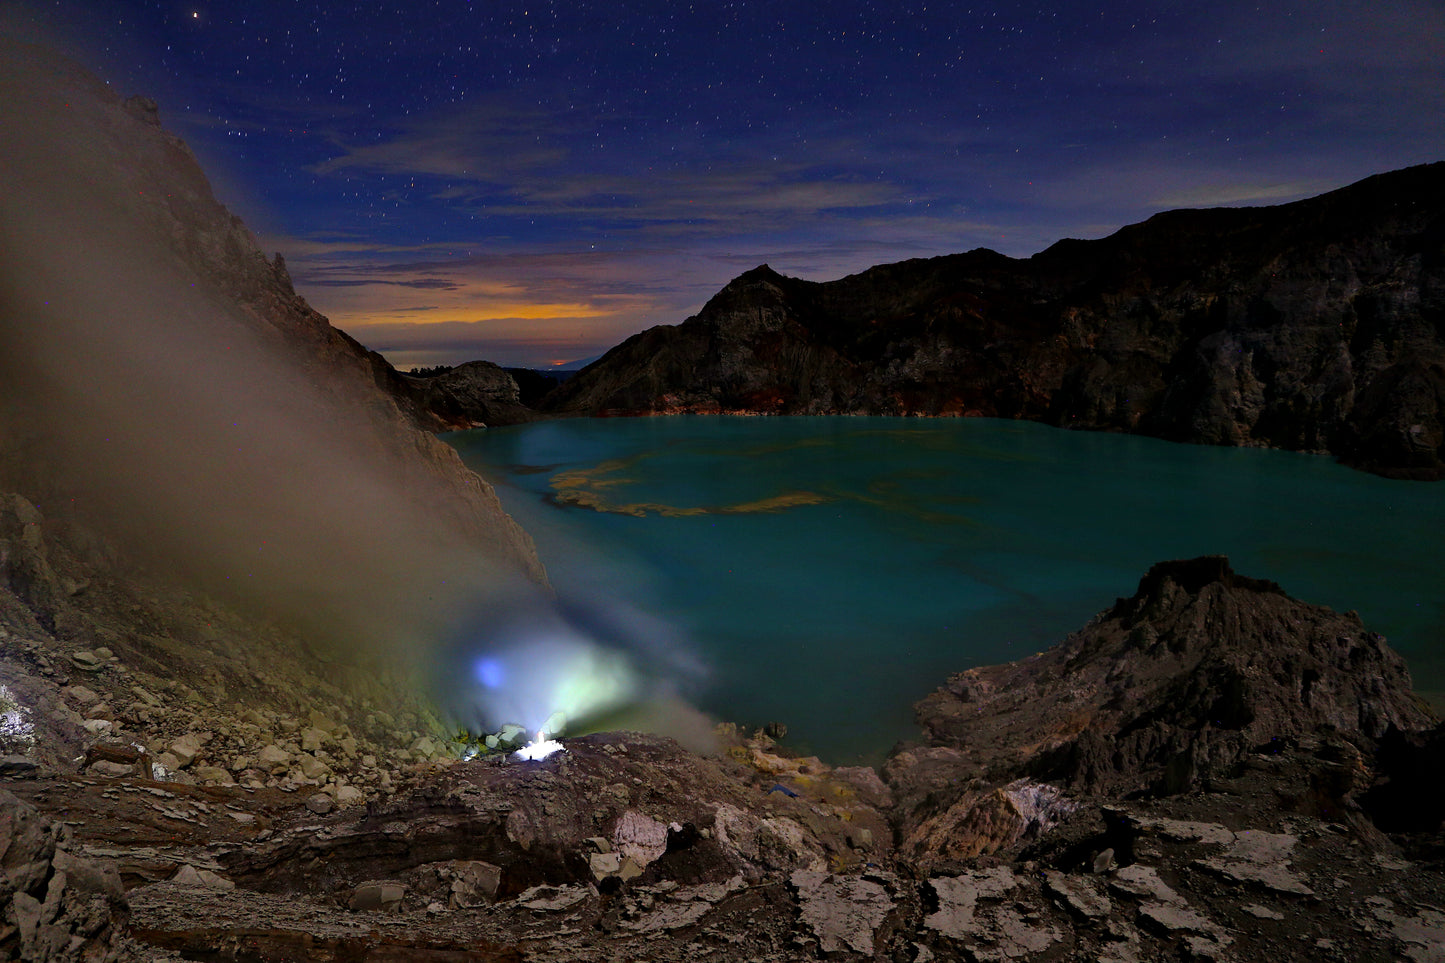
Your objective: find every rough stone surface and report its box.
[349,880,406,912]
[2,564,1444,961]
[612,809,670,868]
[790,869,894,955]
[403,361,539,429]
[1109,864,1184,904]
[924,868,1063,958]
[447,861,502,907]
[1196,830,1314,895]
[904,556,1434,803]
[1044,870,1111,920]
[0,789,129,963]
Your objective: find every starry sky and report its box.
[8,1,1444,369]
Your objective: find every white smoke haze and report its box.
[0,38,713,749]
[0,61,499,650]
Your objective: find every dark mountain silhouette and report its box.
[542,163,1445,479]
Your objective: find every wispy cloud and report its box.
[1150,178,1341,209]
[312,99,577,177]
[305,277,461,290]
[251,0,1445,369]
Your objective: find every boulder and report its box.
[296,752,330,781]
[447,861,501,908]
[256,744,291,771]
[0,789,129,962]
[193,766,234,786]
[349,881,406,912]
[911,557,1435,800]
[612,809,669,867]
[168,733,204,769]
[61,686,98,706]
[171,865,235,891]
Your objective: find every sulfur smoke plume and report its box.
[0,38,710,747]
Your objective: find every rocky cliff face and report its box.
[892,556,1437,868]
[4,557,1442,962]
[400,361,542,429]
[544,164,1445,479]
[0,39,543,581]
[908,556,1432,798]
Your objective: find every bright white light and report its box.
[460,628,640,739]
[514,732,565,761]
[0,684,35,752]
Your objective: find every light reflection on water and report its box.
[448,416,1445,766]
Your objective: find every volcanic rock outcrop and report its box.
[0,37,541,583]
[543,164,1445,479]
[4,557,1443,962]
[400,360,541,429]
[0,790,128,963]
[910,556,1431,796]
[891,556,1438,870]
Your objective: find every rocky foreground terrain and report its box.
[3,557,1444,962]
[3,37,1444,963]
[541,164,1445,480]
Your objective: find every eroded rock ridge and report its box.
[4,556,1443,962]
[544,166,1445,479]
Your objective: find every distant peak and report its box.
[737,263,782,281]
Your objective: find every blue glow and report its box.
[474,656,505,689]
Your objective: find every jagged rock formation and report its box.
[215,732,884,899]
[0,786,127,960]
[891,556,1438,876]
[0,790,129,962]
[543,164,1445,479]
[400,361,541,429]
[908,556,1432,798]
[3,558,1442,962]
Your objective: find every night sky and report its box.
[8,1,1443,369]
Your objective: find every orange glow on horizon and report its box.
[341,301,615,325]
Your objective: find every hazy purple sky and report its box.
[9,1,1443,368]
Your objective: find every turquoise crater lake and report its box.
[448,416,1444,766]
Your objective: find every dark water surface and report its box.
[448,416,1444,765]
